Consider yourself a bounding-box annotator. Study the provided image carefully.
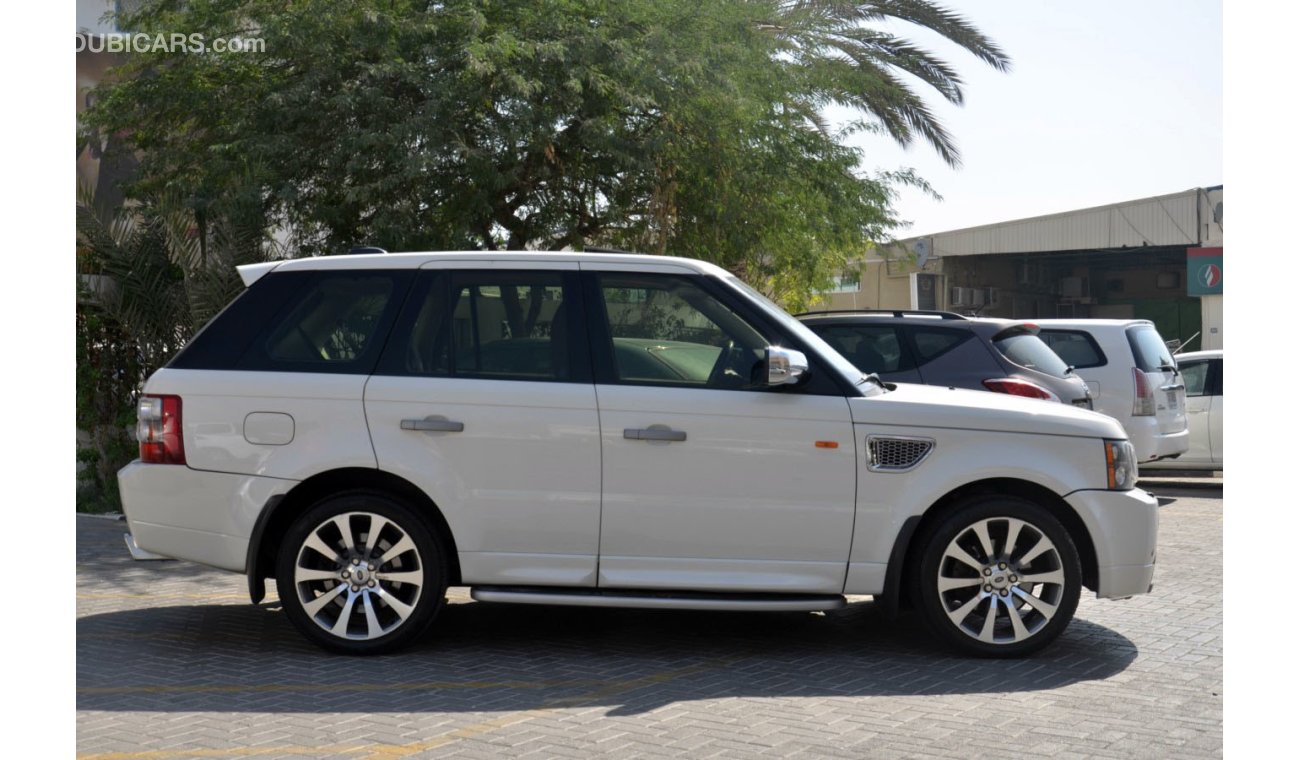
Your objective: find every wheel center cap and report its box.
[353,567,368,582]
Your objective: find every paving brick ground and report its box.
[76,485,1222,759]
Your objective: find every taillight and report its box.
[137,395,186,464]
[981,378,1061,402]
[1132,368,1155,416]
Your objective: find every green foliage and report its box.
[75,186,278,511]
[83,0,1006,306]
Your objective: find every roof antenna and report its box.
[349,245,388,255]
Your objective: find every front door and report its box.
[584,270,857,595]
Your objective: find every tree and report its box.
[82,0,1007,307]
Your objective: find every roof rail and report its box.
[582,246,642,254]
[349,245,388,255]
[794,309,968,320]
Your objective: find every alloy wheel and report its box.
[935,516,1067,645]
[292,511,425,641]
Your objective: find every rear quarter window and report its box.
[236,270,413,374]
[993,333,1071,378]
[168,271,314,370]
[909,327,971,363]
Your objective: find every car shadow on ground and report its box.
[77,596,1138,717]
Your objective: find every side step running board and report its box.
[470,586,846,612]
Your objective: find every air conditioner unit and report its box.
[968,288,985,307]
[949,286,969,307]
[984,287,1000,306]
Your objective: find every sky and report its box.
[842,0,1223,237]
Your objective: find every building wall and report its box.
[815,258,924,312]
[1200,294,1223,350]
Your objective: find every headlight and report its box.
[1105,439,1138,490]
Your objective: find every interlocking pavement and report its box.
[77,487,1222,759]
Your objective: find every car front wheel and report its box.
[913,496,1082,657]
[276,491,446,654]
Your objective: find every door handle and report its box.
[624,427,687,442]
[401,416,465,433]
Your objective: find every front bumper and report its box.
[1065,487,1159,599]
[117,461,290,573]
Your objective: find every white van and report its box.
[1036,320,1189,464]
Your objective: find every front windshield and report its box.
[722,276,881,395]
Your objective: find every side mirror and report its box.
[766,347,809,386]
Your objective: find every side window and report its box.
[1040,330,1107,369]
[1180,360,1210,397]
[380,270,575,382]
[909,327,971,364]
[169,271,314,370]
[237,271,410,374]
[812,325,908,374]
[596,274,771,389]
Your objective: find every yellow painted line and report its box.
[76,657,742,760]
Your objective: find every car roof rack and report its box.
[582,246,642,254]
[349,245,388,255]
[794,309,968,320]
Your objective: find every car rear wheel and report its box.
[913,495,1081,657]
[277,491,446,655]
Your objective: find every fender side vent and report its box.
[867,435,935,472]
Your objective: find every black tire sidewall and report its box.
[276,490,446,655]
[913,495,1082,658]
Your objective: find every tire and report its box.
[912,495,1081,658]
[276,490,447,655]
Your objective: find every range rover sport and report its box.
[119,251,1157,657]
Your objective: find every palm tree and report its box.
[765,0,1011,166]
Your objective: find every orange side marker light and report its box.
[815,441,839,449]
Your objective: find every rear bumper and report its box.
[1065,487,1159,599]
[1128,419,1189,463]
[117,462,290,572]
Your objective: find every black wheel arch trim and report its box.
[244,468,462,604]
[878,515,922,621]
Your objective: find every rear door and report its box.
[365,265,603,588]
[1126,324,1187,437]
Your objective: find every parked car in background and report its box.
[797,310,1093,408]
[1035,320,1188,464]
[1142,350,1222,471]
[118,252,1158,658]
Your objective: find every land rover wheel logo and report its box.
[1198,264,1221,288]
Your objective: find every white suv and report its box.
[1035,320,1189,464]
[119,252,1157,657]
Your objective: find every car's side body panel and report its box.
[364,377,603,587]
[149,369,378,479]
[841,413,1106,594]
[594,385,858,594]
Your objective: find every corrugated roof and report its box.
[885,187,1220,259]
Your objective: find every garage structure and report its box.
[816,186,1223,351]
